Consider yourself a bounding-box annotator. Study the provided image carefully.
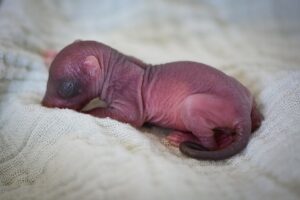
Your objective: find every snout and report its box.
[41,96,83,111]
[42,97,55,108]
[41,95,63,108]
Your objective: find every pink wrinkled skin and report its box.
[42,40,263,160]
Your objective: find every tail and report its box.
[179,122,251,160]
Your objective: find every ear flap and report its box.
[83,55,100,77]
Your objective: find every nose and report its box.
[41,96,56,108]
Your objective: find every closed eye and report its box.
[58,79,80,98]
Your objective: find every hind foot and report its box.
[166,131,199,147]
[166,130,216,151]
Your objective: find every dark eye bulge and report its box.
[58,80,79,98]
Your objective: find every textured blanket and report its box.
[1,0,300,199]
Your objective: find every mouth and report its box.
[41,97,67,109]
[41,98,84,111]
[41,99,54,108]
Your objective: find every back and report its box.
[142,61,252,127]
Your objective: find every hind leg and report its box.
[166,131,202,146]
[183,122,218,150]
[166,128,235,150]
[180,94,239,150]
[166,131,209,151]
[181,104,218,150]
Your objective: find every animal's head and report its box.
[42,41,102,110]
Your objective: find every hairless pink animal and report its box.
[42,40,263,160]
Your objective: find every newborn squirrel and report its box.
[42,40,263,160]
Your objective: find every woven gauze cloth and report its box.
[0,0,300,200]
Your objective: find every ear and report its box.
[82,55,100,77]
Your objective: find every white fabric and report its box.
[1,0,300,199]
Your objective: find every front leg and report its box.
[83,107,143,127]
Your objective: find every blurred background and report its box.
[0,1,300,200]
[1,0,300,66]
